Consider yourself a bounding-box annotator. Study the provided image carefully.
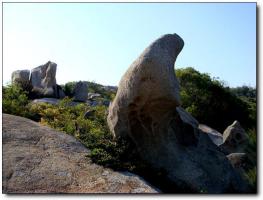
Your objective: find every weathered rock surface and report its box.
[108,33,182,139]
[220,121,249,154]
[73,81,88,102]
[30,61,58,98]
[107,33,249,193]
[11,69,31,90]
[2,114,158,193]
[199,124,223,146]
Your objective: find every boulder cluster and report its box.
[11,61,108,106]
[107,33,250,193]
[12,61,65,99]
[12,61,117,108]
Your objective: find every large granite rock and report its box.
[220,121,249,154]
[108,34,182,139]
[107,34,249,193]
[2,114,158,194]
[73,81,88,102]
[30,61,58,98]
[11,69,31,90]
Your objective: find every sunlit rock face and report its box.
[108,34,183,139]
[30,61,58,98]
[107,34,249,193]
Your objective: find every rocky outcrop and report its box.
[73,81,88,102]
[220,121,249,154]
[107,33,249,193]
[30,61,58,98]
[11,61,65,99]
[108,34,182,139]
[11,70,31,90]
[2,114,158,194]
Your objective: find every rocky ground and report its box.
[2,114,158,194]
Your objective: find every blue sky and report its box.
[3,3,256,87]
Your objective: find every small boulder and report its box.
[220,121,249,154]
[73,81,88,102]
[11,70,31,90]
[88,93,101,100]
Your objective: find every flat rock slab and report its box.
[2,114,158,194]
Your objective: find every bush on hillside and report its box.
[3,84,30,117]
[175,67,254,132]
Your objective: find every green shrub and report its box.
[243,128,257,191]
[64,82,77,97]
[245,167,257,190]
[176,67,254,132]
[3,84,30,117]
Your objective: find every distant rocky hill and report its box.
[2,114,158,193]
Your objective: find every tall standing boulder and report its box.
[108,34,182,139]
[73,81,88,102]
[11,70,31,90]
[30,61,58,98]
[107,34,248,193]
